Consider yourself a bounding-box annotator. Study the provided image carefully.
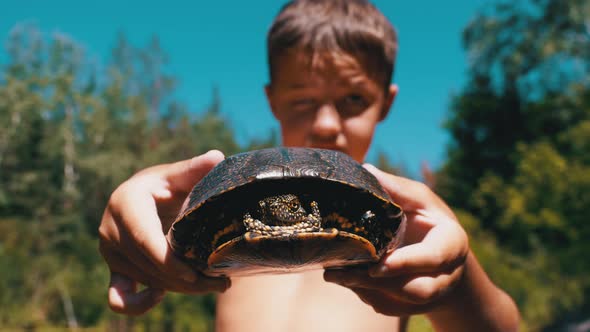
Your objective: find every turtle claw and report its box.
[360,210,376,226]
[244,231,263,241]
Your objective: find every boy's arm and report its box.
[426,251,520,332]
[324,164,520,332]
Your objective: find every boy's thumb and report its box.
[362,163,424,209]
[166,150,225,193]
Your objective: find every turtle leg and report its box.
[307,201,322,229]
[310,201,320,218]
[356,210,376,240]
[243,213,272,241]
[360,210,376,226]
[244,213,297,236]
[243,212,266,234]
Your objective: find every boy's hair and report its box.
[267,0,398,89]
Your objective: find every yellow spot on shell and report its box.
[326,212,353,229]
[354,226,367,235]
[212,223,240,248]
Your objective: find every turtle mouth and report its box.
[262,212,308,226]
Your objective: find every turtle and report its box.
[167,147,406,277]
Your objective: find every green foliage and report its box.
[374,151,408,177]
[457,209,584,331]
[0,23,275,330]
[8,1,589,329]
[438,0,590,329]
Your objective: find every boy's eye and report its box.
[344,94,366,104]
[337,94,368,116]
[343,94,368,107]
[290,99,317,112]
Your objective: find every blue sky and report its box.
[1,0,491,176]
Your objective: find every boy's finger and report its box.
[123,208,230,292]
[166,150,225,193]
[369,222,468,277]
[117,191,200,283]
[108,272,165,316]
[364,163,455,216]
[104,248,164,287]
[350,287,433,316]
[325,268,460,305]
[106,249,230,294]
[363,163,427,209]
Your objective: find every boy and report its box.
[98,1,520,331]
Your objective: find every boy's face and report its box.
[266,50,397,163]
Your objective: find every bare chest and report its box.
[215,271,399,332]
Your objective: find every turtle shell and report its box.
[167,147,406,276]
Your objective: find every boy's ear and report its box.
[265,83,279,119]
[379,84,398,122]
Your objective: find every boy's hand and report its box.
[324,164,469,316]
[98,150,230,316]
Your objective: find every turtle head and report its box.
[259,194,307,225]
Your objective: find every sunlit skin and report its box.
[266,50,397,163]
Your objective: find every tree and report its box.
[0,24,273,330]
[437,0,590,329]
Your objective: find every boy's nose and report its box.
[311,104,341,139]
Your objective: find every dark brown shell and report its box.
[167,147,406,276]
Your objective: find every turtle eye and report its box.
[289,202,300,211]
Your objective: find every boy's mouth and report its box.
[309,143,345,153]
